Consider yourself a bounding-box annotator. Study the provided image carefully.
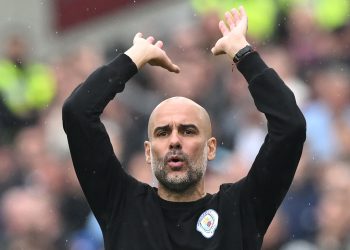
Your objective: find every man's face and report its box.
[144,97,216,193]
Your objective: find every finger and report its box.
[231,8,240,24]
[134,32,143,44]
[239,6,247,20]
[219,20,230,36]
[211,46,225,56]
[163,53,180,73]
[211,46,219,55]
[171,64,180,73]
[224,12,235,29]
[211,40,220,55]
[166,60,180,73]
[238,6,248,32]
[155,40,163,48]
[146,36,155,44]
[162,60,180,73]
[211,40,224,56]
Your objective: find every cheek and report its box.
[150,143,166,160]
[186,141,207,159]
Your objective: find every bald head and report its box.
[147,97,212,140]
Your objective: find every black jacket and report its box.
[62,52,306,250]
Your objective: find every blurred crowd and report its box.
[0,1,349,249]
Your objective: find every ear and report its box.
[144,141,151,164]
[207,137,217,161]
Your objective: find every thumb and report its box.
[211,39,223,56]
[170,64,180,73]
[211,46,224,56]
[164,57,180,73]
[211,46,218,55]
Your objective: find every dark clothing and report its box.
[62,52,306,250]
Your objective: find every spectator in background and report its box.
[281,148,319,241]
[191,0,279,41]
[0,34,56,145]
[337,22,350,63]
[10,125,91,240]
[315,162,350,249]
[304,64,350,163]
[260,45,309,108]
[0,187,65,250]
[282,162,350,250]
[283,1,349,69]
[278,0,350,31]
[262,211,289,250]
[0,146,23,198]
[45,45,106,161]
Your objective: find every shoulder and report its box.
[214,179,246,203]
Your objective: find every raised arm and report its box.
[212,6,306,237]
[62,33,179,226]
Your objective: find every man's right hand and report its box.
[125,33,180,73]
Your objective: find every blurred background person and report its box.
[0,187,64,250]
[0,33,56,145]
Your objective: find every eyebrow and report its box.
[178,124,199,133]
[153,124,199,135]
[153,125,171,136]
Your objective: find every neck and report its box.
[157,180,206,202]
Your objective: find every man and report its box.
[0,34,56,144]
[63,6,306,250]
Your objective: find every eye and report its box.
[183,128,196,135]
[155,130,168,137]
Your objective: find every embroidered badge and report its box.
[196,209,219,238]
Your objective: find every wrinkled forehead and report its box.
[147,97,211,138]
[151,105,202,125]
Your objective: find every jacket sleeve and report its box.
[236,52,306,235]
[62,54,138,228]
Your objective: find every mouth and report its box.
[167,155,185,170]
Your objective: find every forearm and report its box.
[238,51,306,234]
[62,54,137,222]
[63,54,137,118]
[237,52,306,139]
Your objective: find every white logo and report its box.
[196,209,219,238]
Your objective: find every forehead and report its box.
[147,98,212,139]
[150,101,204,126]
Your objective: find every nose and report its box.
[169,131,182,150]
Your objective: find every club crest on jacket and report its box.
[196,209,219,238]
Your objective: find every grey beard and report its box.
[151,147,208,193]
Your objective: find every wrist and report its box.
[124,46,149,69]
[228,40,250,58]
[232,44,254,64]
